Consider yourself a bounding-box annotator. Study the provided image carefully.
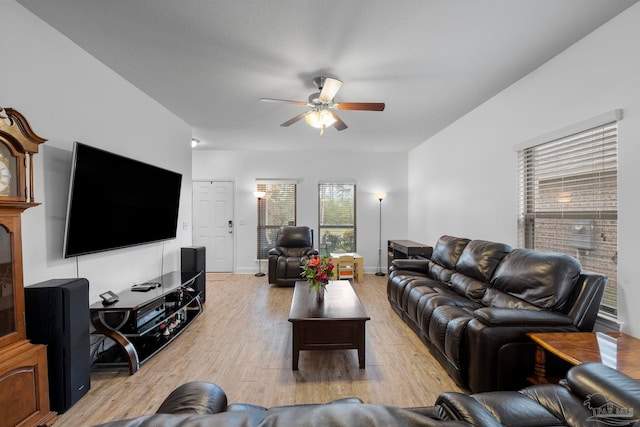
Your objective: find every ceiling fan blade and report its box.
[319,78,343,103]
[259,98,309,106]
[280,111,308,127]
[330,111,348,131]
[334,102,385,111]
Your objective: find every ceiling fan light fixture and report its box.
[305,110,336,129]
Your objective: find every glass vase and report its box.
[315,284,325,302]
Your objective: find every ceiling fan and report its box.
[259,77,385,135]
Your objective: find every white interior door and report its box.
[193,181,234,272]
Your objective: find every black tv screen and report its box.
[63,142,182,258]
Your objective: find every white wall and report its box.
[192,150,408,273]
[1,2,193,303]
[408,4,640,337]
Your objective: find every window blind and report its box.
[518,121,618,317]
[318,183,356,255]
[256,182,296,259]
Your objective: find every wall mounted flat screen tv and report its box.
[63,142,182,258]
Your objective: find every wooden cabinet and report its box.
[0,107,56,426]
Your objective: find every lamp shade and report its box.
[305,110,336,129]
[374,192,387,201]
[253,191,266,199]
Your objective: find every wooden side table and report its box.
[527,331,640,384]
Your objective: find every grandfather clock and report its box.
[0,107,56,426]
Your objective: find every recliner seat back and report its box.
[428,236,470,283]
[449,240,512,302]
[488,249,581,311]
[275,226,313,251]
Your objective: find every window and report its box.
[318,183,356,255]
[256,182,296,259]
[517,116,618,317]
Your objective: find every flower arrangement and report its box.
[301,254,335,293]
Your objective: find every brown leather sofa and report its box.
[96,363,640,426]
[268,226,318,286]
[387,235,607,393]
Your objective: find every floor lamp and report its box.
[375,192,387,276]
[254,191,266,277]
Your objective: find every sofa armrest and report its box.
[565,362,640,415]
[472,307,575,327]
[390,258,430,274]
[566,271,607,331]
[435,392,502,426]
[466,310,579,393]
[268,247,282,256]
[156,381,228,415]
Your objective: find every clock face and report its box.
[0,156,11,195]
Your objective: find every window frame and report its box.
[317,182,357,256]
[516,111,620,318]
[256,181,297,259]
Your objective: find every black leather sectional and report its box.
[97,363,640,426]
[387,235,607,392]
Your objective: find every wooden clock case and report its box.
[0,107,56,426]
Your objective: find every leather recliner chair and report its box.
[268,226,318,286]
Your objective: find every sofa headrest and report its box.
[431,236,470,270]
[156,381,228,415]
[276,226,313,248]
[455,240,512,283]
[565,362,640,415]
[491,249,581,311]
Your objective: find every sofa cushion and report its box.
[428,261,457,283]
[437,391,563,427]
[518,384,590,427]
[449,273,491,302]
[407,284,442,323]
[430,236,470,270]
[490,249,581,311]
[481,288,542,310]
[401,278,447,318]
[428,305,474,368]
[455,240,512,282]
[420,293,481,337]
[98,404,469,427]
[228,397,364,412]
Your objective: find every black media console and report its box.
[89,271,202,374]
[387,239,433,266]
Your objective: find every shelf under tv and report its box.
[89,271,202,374]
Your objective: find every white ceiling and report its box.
[17,0,638,152]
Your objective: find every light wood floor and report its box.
[53,273,462,426]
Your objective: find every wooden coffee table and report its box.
[288,280,370,370]
[528,331,640,383]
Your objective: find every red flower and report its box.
[302,255,335,288]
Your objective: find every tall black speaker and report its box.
[24,278,91,414]
[181,246,206,303]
